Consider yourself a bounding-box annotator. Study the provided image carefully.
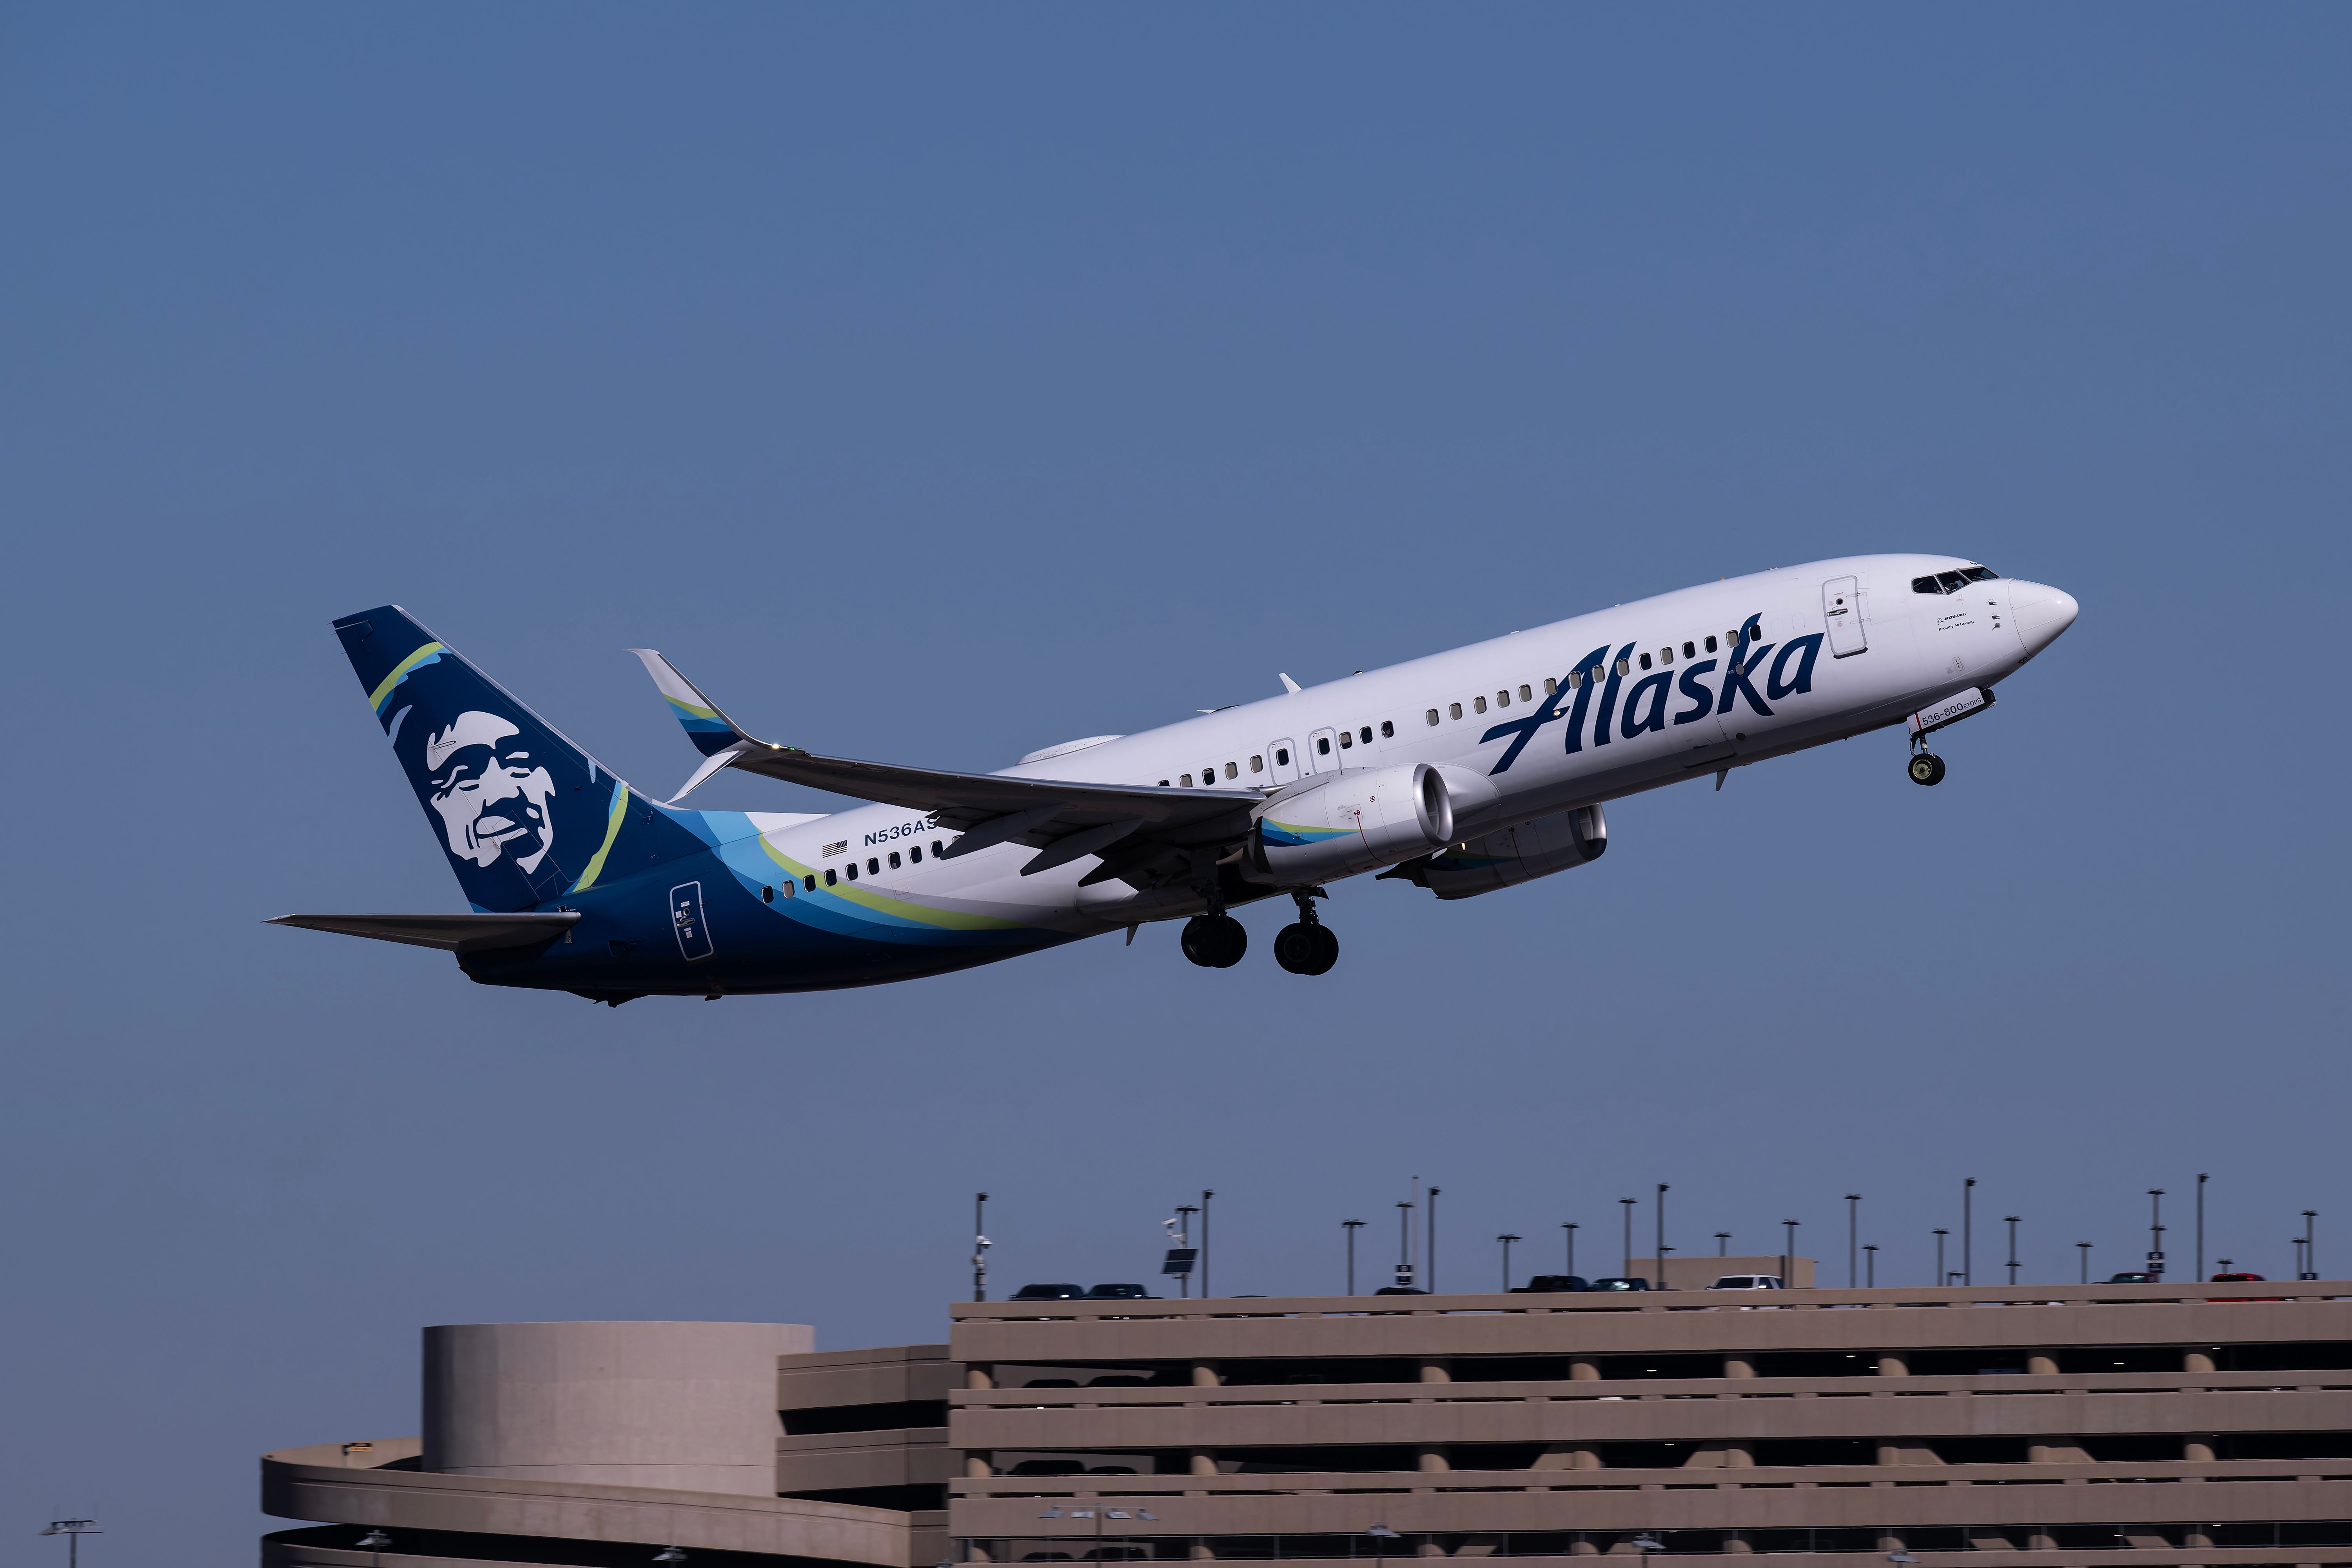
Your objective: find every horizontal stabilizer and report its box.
[268,911,581,953]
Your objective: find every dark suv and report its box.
[1010,1283,1087,1300]
[1510,1275,1590,1294]
[1085,1283,1155,1299]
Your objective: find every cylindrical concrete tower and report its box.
[423,1321,812,1496]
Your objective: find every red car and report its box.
[2209,1271,2283,1303]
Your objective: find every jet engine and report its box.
[1249,764,1454,886]
[1379,802,1608,900]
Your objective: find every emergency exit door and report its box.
[1823,576,1867,658]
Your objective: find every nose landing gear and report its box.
[1274,887,1339,976]
[1908,749,1946,786]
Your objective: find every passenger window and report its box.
[824,869,837,886]
[1615,658,1630,677]
[1181,773,1194,786]
[1519,684,1532,701]
[1276,748,1290,765]
[1705,635,1717,653]
[888,851,901,870]
[931,840,944,857]
[867,858,879,875]
[1448,702,1463,719]
[1359,726,1372,744]
[1380,721,1393,739]
[1318,737,1332,754]
[804,875,817,891]
[1339,731,1353,748]
[1425,709,1439,726]
[1474,695,1487,713]
[1495,689,1510,707]
[1727,629,1740,646]
[1639,653,1651,670]
[1543,678,1557,695]
[780,880,793,897]
[1660,648,1673,665]
[762,885,774,904]
[1224,761,1238,779]
[1250,754,1264,773]
[1202,764,1215,779]
[1159,779,1170,786]
[1683,641,1695,659]
[1566,671,1583,689]
[910,846,922,864]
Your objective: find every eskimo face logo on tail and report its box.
[424,711,558,873]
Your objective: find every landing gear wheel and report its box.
[1908,751,1946,786]
[1180,914,1248,969]
[1274,922,1339,975]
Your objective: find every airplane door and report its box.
[1268,738,1300,784]
[1823,576,1867,658]
[1307,727,1341,773]
[670,881,715,962]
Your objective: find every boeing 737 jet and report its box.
[276,556,2077,1000]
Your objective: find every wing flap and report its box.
[269,911,581,953]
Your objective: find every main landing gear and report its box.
[1177,889,1341,974]
[1180,913,1248,968]
[1274,888,1339,976]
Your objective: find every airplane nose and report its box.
[2009,581,2080,659]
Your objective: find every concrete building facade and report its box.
[264,1280,2352,1568]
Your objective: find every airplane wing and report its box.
[629,650,1260,882]
[268,911,581,952]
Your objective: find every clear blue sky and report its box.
[2,5,2347,1562]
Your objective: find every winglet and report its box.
[1279,672,1303,695]
[628,649,773,804]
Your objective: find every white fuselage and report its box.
[735,555,2075,933]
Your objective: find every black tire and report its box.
[1908,751,1946,786]
[1274,922,1321,974]
[1180,914,1248,968]
[1301,922,1339,975]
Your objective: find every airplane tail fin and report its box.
[333,607,703,911]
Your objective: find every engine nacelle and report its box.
[1381,803,1608,900]
[1249,764,1454,885]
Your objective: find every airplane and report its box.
[273,555,2077,1002]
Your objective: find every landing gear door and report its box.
[1823,575,1867,658]
[1268,738,1300,784]
[1307,727,1341,773]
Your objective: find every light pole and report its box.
[1933,1229,1947,1288]
[1620,1198,1636,1280]
[1344,1220,1365,1296]
[2304,1211,2319,1280]
[2077,1242,2092,1284]
[1632,1533,1664,1568]
[358,1530,391,1568]
[1563,1221,1578,1279]
[40,1520,100,1568]
[2196,1174,2209,1282]
[1201,1190,1215,1299]
[1781,1220,1798,1289]
[653,1550,687,1566]
[1963,1177,1976,1286]
[1174,1205,1198,1298]
[1395,1200,1416,1291]
[1847,1195,1862,1288]
[973,1192,991,1303]
[2005,1217,2021,1286]
[1498,1234,1521,1292]
[2148,1189,2167,1281]
[1367,1523,1402,1568]
[1655,1184,1670,1291]
[1863,1243,1878,1287]
[1427,1187,1441,1294]
[1715,1231,1730,1258]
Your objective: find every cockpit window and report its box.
[1914,565,2002,595]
